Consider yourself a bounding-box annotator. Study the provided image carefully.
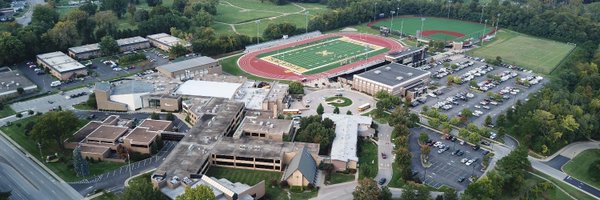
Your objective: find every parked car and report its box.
[461,158,469,163]
[482,150,490,156]
[480,141,491,146]
[379,178,386,185]
[381,153,387,159]
[472,145,480,151]
[457,177,466,183]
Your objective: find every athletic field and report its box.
[257,36,388,74]
[468,30,575,74]
[373,17,493,42]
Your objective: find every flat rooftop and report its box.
[37,51,86,73]
[68,43,100,54]
[80,144,110,154]
[109,80,155,95]
[176,80,242,99]
[157,56,218,73]
[0,69,37,96]
[147,33,191,47]
[233,117,293,139]
[117,36,149,46]
[214,137,319,160]
[156,98,245,179]
[124,127,158,145]
[386,47,424,58]
[322,114,373,162]
[354,63,430,87]
[138,119,172,132]
[86,125,129,142]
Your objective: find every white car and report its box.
[461,158,469,163]
[474,105,481,109]
[466,159,474,166]
[433,142,442,147]
[305,99,311,104]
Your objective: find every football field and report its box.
[258,36,388,74]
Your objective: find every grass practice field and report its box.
[374,17,492,41]
[563,149,600,189]
[468,30,575,74]
[257,36,388,74]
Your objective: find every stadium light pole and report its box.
[256,20,260,45]
[447,0,452,19]
[495,13,500,37]
[481,19,487,46]
[390,10,395,29]
[400,19,404,36]
[479,4,487,24]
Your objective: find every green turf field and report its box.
[563,149,600,189]
[257,36,387,74]
[374,17,492,41]
[468,30,575,74]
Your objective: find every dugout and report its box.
[385,47,427,67]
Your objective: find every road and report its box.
[297,88,376,116]
[0,131,82,200]
[374,122,393,186]
[15,0,45,25]
[10,87,91,113]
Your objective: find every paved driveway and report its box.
[297,88,375,116]
[375,123,394,186]
[10,87,91,113]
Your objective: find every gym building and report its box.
[352,63,430,98]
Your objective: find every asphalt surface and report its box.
[15,0,44,25]
[410,56,546,127]
[564,176,600,198]
[0,132,83,200]
[10,87,91,113]
[297,88,376,116]
[374,122,393,186]
[409,127,483,190]
[70,141,178,196]
[544,155,570,171]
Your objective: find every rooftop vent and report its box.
[385,67,391,70]
[374,70,381,74]
[407,73,413,76]
[396,76,404,81]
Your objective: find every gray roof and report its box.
[157,56,217,73]
[95,82,111,92]
[387,47,424,58]
[111,80,154,95]
[355,63,430,87]
[283,146,318,184]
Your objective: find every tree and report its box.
[379,186,392,200]
[467,132,481,144]
[127,3,137,18]
[352,178,380,200]
[150,112,160,120]
[30,111,80,149]
[589,160,600,182]
[316,103,324,115]
[288,82,304,94]
[93,11,118,40]
[72,145,90,177]
[0,32,25,66]
[263,22,297,40]
[460,108,473,121]
[86,93,97,109]
[99,36,119,56]
[133,10,150,22]
[15,113,22,118]
[0,191,10,200]
[176,185,215,200]
[346,110,353,115]
[31,5,60,30]
[419,133,429,143]
[79,2,98,15]
[333,106,340,114]
[169,44,189,59]
[121,174,165,200]
[193,10,213,27]
[101,0,128,18]
[45,20,82,50]
[442,188,458,200]
[458,128,469,140]
[146,0,162,6]
[484,115,493,127]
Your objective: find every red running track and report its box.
[237,33,404,81]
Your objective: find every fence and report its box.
[244,31,323,53]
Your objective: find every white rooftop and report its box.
[176,80,242,99]
[147,33,191,47]
[322,114,373,162]
[37,51,86,73]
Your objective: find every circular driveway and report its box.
[298,88,376,116]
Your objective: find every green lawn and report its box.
[222,0,303,13]
[233,13,311,36]
[361,110,389,124]
[495,172,573,200]
[257,36,387,74]
[467,30,574,74]
[357,138,378,179]
[328,172,355,185]
[375,17,492,41]
[563,149,600,189]
[0,116,124,182]
[0,106,15,119]
[325,96,353,107]
[532,170,596,200]
[205,166,317,200]
[73,102,95,110]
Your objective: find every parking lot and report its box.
[16,49,169,93]
[410,55,547,126]
[10,87,92,113]
[409,127,486,190]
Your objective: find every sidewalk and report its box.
[532,141,600,162]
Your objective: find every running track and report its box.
[238,33,403,81]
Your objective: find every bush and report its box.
[15,113,22,118]
[589,160,600,181]
[118,53,146,65]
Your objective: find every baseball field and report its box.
[468,30,575,74]
[373,17,493,42]
[257,36,388,74]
